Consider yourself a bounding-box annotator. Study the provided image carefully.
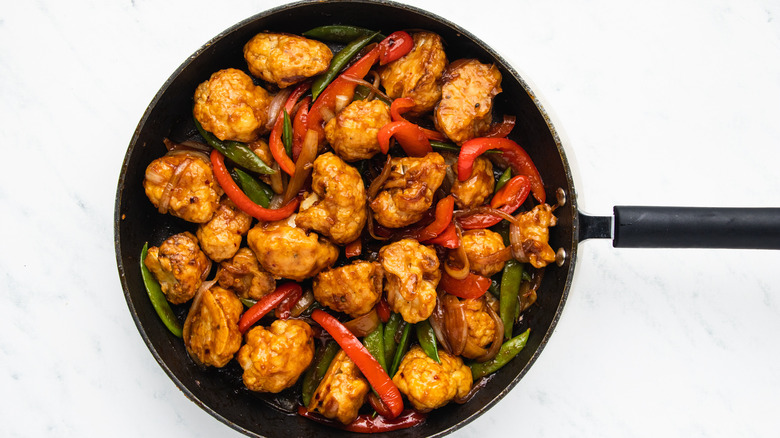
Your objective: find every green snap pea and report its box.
[415,319,440,363]
[301,341,340,406]
[500,260,524,340]
[230,167,272,208]
[495,168,512,192]
[389,321,413,378]
[302,25,381,43]
[140,242,182,338]
[469,329,530,379]
[282,109,293,158]
[194,118,275,175]
[383,312,402,366]
[311,31,379,100]
[430,141,460,153]
[363,323,387,373]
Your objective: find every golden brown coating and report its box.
[513,204,557,268]
[380,31,448,116]
[450,157,494,209]
[460,295,500,360]
[324,100,391,162]
[244,33,332,88]
[183,285,243,368]
[193,68,271,142]
[143,151,222,224]
[434,59,502,145]
[379,239,441,323]
[307,350,370,424]
[246,220,339,281]
[216,247,276,301]
[295,152,367,245]
[237,319,315,393]
[457,228,507,277]
[369,152,447,228]
[144,232,211,305]
[392,345,473,412]
[313,261,383,318]
[196,197,252,262]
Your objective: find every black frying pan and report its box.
[113,1,780,437]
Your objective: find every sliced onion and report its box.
[454,376,491,404]
[269,162,284,195]
[366,210,390,241]
[473,298,504,363]
[266,88,293,130]
[340,74,391,102]
[181,278,218,368]
[283,129,319,203]
[291,289,315,317]
[367,154,393,201]
[157,157,193,214]
[455,206,520,227]
[334,94,350,113]
[342,308,380,337]
[509,219,527,262]
[428,293,452,353]
[319,106,336,124]
[441,294,467,356]
[443,223,469,280]
[163,138,211,154]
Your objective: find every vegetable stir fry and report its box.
[139,24,557,433]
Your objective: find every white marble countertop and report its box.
[3,0,780,437]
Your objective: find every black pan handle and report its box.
[580,206,780,249]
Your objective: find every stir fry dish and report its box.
[139,24,557,433]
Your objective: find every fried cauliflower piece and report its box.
[143,232,211,305]
[379,239,440,323]
[434,59,502,145]
[143,151,222,224]
[313,261,383,318]
[369,152,447,228]
[182,285,243,368]
[246,220,338,281]
[193,68,272,142]
[196,197,252,262]
[324,99,391,162]
[450,157,494,209]
[380,31,448,116]
[455,228,507,278]
[392,345,473,412]
[244,33,332,88]
[237,319,315,393]
[307,350,370,424]
[513,204,557,268]
[216,247,276,301]
[295,152,367,245]
[458,295,501,360]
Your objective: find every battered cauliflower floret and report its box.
[237,319,315,393]
[193,68,272,142]
[308,350,370,424]
[434,59,502,145]
[458,295,501,360]
[143,232,211,305]
[455,228,507,278]
[450,157,494,209]
[295,152,367,245]
[244,33,332,88]
[379,239,440,323]
[392,345,473,412]
[380,31,448,116]
[513,204,557,268]
[369,152,447,228]
[324,100,391,162]
[216,247,276,301]
[246,220,339,281]
[313,261,383,318]
[196,197,252,262]
[182,285,243,368]
[143,151,222,224]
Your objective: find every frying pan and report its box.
[113,1,780,437]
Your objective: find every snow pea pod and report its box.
[383,312,402,366]
[301,340,340,406]
[311,31,379,100]
[303,25,381,43]
[499,260,524,339]
[364,322,387,372]
[282,109,293,158]
[389,322,413,378]
[495,168,512,192]
[230,167,272,208]
[469,328,530,379]
[140,242,182,338]
[415,319,440,363]
[194,118,275,175]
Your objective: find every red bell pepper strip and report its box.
[458,175,531,230]
[378,31,414,65]
[458,137,546,203]
[345,238,362,258]
[375,296,391,324]
[421,221,460,248]
[297,406,426,433]
[415,195,454,241]
[389,97,447,141]
[211,149,299,222]
[270,82,311,176]
[238,282,302,333]
[377,121,432,157]
[439,272,492,299]
[311,309,404,419]
[291,96,311,162]
[484,115,516,138]
[274,285,303,320]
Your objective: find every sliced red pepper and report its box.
[458,175,531,230]
[238,282,302,333]
[484,114,516,138]
[439,272,491,299]
[389,97,447,141]
[291,96,311,162]
[270,82,311,176]
[421,221,460,248]
[345,238,362,258]
[210,149,299,222]
[378,31,414,65]
[458,137,545,203]
[311,309,404,419]
[414,195,454,241]
[274,285,303,320]
[375,296,391,324]
[297,406,426,433]
[378,121,432,157]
